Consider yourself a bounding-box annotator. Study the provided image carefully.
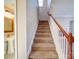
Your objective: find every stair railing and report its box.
[48,13,74,59]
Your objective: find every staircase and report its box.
[29,21,58,59]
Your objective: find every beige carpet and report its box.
[29,21,58,59]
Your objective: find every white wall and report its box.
[17,0,27,59]
[49,0,74,35]
[39,0,49,21]
[48,0,74,59]
[27,0,39,57]
[50,0,74,17]
[50,0,74,30]
[17,0,38,59]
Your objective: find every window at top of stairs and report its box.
[38,0,43,7]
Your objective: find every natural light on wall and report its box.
[38,0,43,7]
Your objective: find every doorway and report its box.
[4,0,16,59]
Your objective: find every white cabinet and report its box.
[4,36,15,54]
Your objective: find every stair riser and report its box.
[38,25,49,27]
[38,26,49,28]
[39,22,49,24]
[37,31,51,33]
[29,58,58,59]
[39,24,49,25]
[37,29,50,31]
[34,40,53,43]
[37,29,50,30]
[35,35,51,37]
[32,48,56,51]
[35,34,51,36]
[36,32,51,34]
[34,39,52,41]
[37,27,49,29]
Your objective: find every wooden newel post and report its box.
[68,33,72,59]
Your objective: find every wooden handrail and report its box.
[48,13,74,43]
[48,13,74,59]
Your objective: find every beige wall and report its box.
[17,0,27,59]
